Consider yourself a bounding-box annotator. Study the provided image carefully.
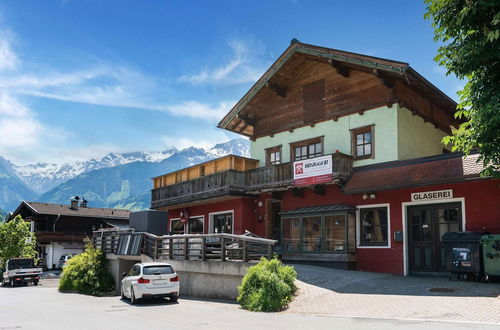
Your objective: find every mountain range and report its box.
[0,138,250,213]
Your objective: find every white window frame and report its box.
[401,197,466,276]
[356,203,391,249]
[208,210,235,234]
[169,217,185,234]
[187,216,205,234]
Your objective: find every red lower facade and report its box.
[164,178,499,275]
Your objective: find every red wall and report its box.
[166,179,499,276]
[281,179,500,275]
[167,197,266,236]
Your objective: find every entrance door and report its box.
[408,203,462,274]
[271,202,281,242]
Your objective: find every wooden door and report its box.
[408,203,462,274]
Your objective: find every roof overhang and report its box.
[217,41,457,137]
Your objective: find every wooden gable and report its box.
[219,42,459,139]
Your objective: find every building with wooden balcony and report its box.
[151,41,499,275]
[7,198,130,270]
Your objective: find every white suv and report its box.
[121,262,179,304]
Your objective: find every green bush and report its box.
[237,257,297,312]
[58,239,114,296]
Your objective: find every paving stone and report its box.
[286,264,500,324]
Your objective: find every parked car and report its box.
[121,262,179,304]
[58,254,74,269]
[1,258,42,287]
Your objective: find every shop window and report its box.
[302,216,322,251]
[351,126,374,159]
[266,146,282,165]
[212,213,233,234]
[290,137,323,161]
[325,215,345,251]
[282,218,300,251]
[359,206,389,246]
[170,219,185,235]
[188,217,204,234]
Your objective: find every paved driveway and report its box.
[1,279,499,330]
[287,264,500,324]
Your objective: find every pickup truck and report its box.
[1,258,42,287]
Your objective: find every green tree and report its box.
[0,215,37,266]
[425,0,500,176]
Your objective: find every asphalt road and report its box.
[0,280,498,330]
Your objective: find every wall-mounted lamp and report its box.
[362,193,368,200]
[369,193,376,199]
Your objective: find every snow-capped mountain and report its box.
[11,138,250,194]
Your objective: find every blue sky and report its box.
[0,0,462,165]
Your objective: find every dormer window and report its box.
[351,125,374,159]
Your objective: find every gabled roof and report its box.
[10,201,131,221]
[342,152,488,194]
[218,41,457,136]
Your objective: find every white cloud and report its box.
[161,130,231,151]
[0,30,18,71]
[178,39,267,85]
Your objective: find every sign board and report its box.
[293,155,332,186]
[411,189,453,202]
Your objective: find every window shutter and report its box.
[303,79,325,123]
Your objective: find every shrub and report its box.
[58,239,114,296]
[237,257,297,312]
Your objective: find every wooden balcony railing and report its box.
[92,230,277,263]
[151,152,352,208]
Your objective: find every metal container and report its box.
[480,234,500,278]
[442,231,487,280]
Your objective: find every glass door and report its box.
[408,203,462,274]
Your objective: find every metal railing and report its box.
[93,229,277,263]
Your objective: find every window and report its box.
[212,213,233,233]
[188,217,204,234]
[266,146,282,165]
[359,207,389,246]
[143,265,174,275]
[291,137,323,161]
[170,219,185,235]
[351,126,374,159]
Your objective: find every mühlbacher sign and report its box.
[293,155,333,186]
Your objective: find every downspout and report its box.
[52,214,60,270]
[52,214,61,232]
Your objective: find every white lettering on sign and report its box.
[411,189,453,202]
[293,155,333,186]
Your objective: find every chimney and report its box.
[70,196,80,211]
[80,198,88,208]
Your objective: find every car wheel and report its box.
[33,280,39,286]
[170,295,178,303]
[130,287,137,305]
[10,279,14,287]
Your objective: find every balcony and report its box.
[151,152,352,208]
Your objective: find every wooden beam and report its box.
[329,59,349,78]
[373,69,394,88]
[237,114,256,127]
[266,81,287,97]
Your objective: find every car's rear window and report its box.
[142,266,174,275]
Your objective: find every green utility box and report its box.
[480,234,500,278]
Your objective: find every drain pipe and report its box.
[52,214,61,232]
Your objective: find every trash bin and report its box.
[442,231,487,280]
[480,234,500,279]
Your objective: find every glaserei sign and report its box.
[411,189,453,202]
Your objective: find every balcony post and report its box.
[169,238,173,259]
[221,237,226,262]
[201,237,206,261]
[184,238,189,260]
[242,240,248,262]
